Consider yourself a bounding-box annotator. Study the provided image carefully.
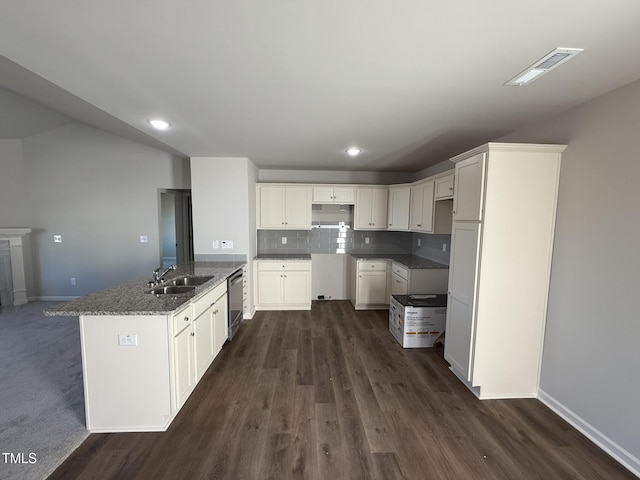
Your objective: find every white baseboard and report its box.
[36,296,81,301]
[538,389,640,478]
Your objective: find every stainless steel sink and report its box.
[148,285,196,295]
[169,275,214,286]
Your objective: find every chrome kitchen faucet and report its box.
[150,264,176,286]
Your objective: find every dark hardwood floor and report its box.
[49,301,634,479]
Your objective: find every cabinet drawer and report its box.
[193,282,227,319]
[391,263,408,280]
[172,305,192,335]
[256,261,310,271]
[357,261,388,272]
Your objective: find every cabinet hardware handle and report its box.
[214,310,219,314]
[184,316,189,322]
[449,187,453,191]
[191,332,195,337]
[417,224,422,227]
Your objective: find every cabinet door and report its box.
[193,307,215,381]
[173,325,195,408]
[390,272,408,296]
[444,222,481,381]
[284,187,311,229]
[388,186,411,231]
[370,188,389,229]
[312,187,334,203]
[256,271,284,304]
[213,294,228,355]
[453,153,485,221]
[410,182,434,232]
[435,174,455,199]
[357,271,388,304]
[283,270,311,305]
[354,188,374,229]
[259,186,285,229]
[333,187,355,204]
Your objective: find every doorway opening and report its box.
[159,189,194,267]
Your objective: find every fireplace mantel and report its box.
[0,228,32,306]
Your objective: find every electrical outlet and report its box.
[417,239,422,247]
[442,243,447,252]
[221,240,234,249]
[212,240,219,249]
[71,277,76,286]
[140,235,148,243]
[118,334,138,346]
[365,237,370,244]
[281,237,287,245]
[53,235,62,243]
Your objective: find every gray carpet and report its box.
[0,301,88,480]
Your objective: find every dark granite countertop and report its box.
[349,254,448,269]
[254,254,312,261]
[44,261,245,316]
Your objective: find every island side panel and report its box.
[79,314,173,432]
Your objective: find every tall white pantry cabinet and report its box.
[444,143,566,399]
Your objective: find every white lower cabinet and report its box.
[191,285,228,383]
[390,272,408,296]
[172,305,195,408]
[254,260,312,310]
[348,258,389,310]
[79,280,230,433]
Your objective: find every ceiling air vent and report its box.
[505,47,584,86]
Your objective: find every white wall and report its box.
[191,157,256,257]
[21,123,190,298]
[493,80,640,473]
[190,157,258,315]
[0,139,28,226]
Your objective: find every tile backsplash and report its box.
[257,229,451,265]
[411,233,451,265]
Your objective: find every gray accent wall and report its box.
[258,169,414,185]
[19,123,190,298]
[496,79,640,471]
[0,139,28,227]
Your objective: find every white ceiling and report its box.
[2,1,640,172]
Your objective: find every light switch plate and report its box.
[221,240,234,249]
[140,235,148,243]
[212,240,219,249]
[53,235,62,243]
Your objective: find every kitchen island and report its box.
[45,261,245,433]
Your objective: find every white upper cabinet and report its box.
[434,174,455,199]
[257,185,311,229]
[355,187,388,230]
[312,186,355,204]
[387,185,411,231]
[409,181,434,232]
[452,153,485,221]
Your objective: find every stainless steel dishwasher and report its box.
[227,268,243,340]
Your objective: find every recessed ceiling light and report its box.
[147,118,172,130]
[505,47,584,86]
[346,147,362,156]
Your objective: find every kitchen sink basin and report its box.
[169,275,214,286]
[148,285,196,295]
